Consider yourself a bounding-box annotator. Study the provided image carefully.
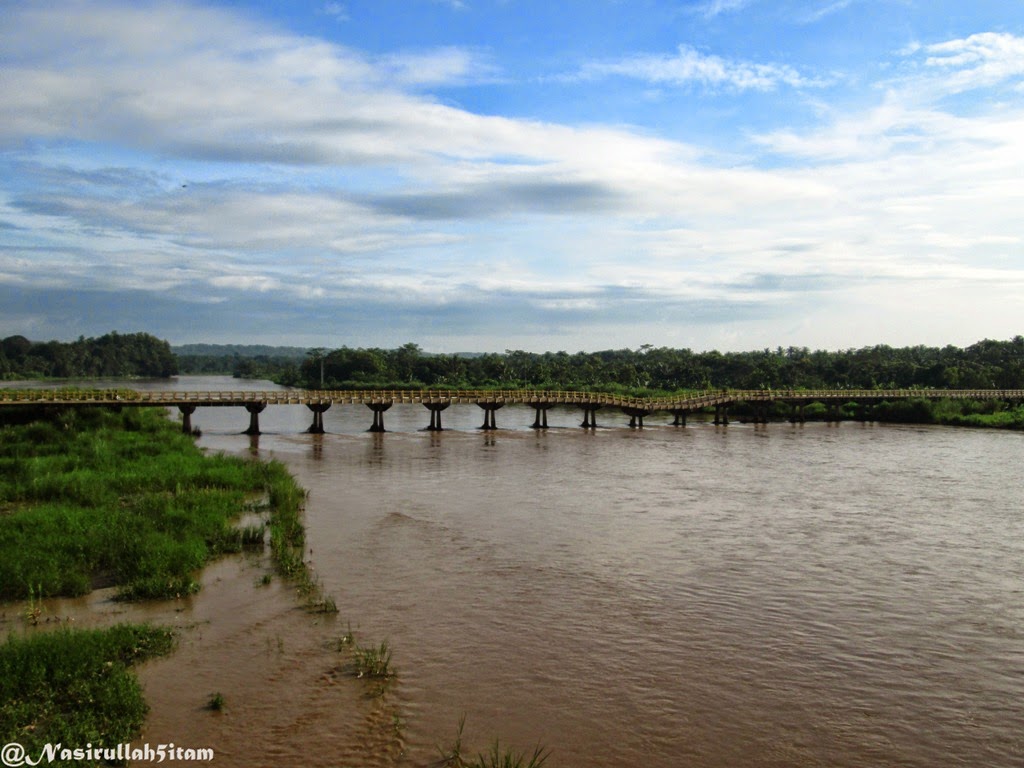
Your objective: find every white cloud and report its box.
[576,44,821,91]
[1,2,1023,350]
[698,0,753,18]
[919,32,1024,93]
[321,2,348,21]
[376,47,497,87]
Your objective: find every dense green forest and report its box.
[284,338,1024,393]
[0,332,177,379]
[173,343,306,379]
[5,333,1023,393]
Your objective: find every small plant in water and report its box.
[206,692,226,712]
[435,717,550,768]
[24,583,43,626]
[352,640,394,679]
[338,624,355,648]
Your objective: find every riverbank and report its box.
[0,406,352,763]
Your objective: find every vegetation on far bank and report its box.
[6,331,1023,395]
[1,332,176,380]
[278,338,1024,392]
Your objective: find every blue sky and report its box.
[2,0,1023,352]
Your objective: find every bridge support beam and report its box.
[529,403,552,429]
[244,403,266,435]
[477,403,503,430]
[714,404,729,426]
[306,402,331,434]
[826,404,843,423]
[367,402,392,432]
[623,407,651,429]
[579,405,601,429]
[424,402,450,431]
[178,404,197,434]
[670,409,688,427]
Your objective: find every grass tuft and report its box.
[435,718,550,768]
[352,640,394,679]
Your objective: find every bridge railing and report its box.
[2,387,1023,408]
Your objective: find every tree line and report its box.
[0,332,177,379]
[285,337,1024,393]
[4,333,1022,393]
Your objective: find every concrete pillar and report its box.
[670,409,688,426]
[579,405,601,428]
[306,402,331,434]
[623,407,651,428]
[367,402,392,432]
[714,404,729,426]
[244,402,266,435]
[477,402,503,430]
[178,404,197,434]
[424,402,450,431]
[789,403,806,424]
[529,403,551,429]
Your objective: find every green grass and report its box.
[0,624,175,757]
[351,640,395,679]
[0,407,310,602]
[0,406,344,765]
[435,718,551,768]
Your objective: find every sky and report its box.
[2,0,1023,353]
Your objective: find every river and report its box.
[8,376,1024,766]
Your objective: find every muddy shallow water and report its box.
[6,377,1024,767]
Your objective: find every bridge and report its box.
[1,388,1021,434]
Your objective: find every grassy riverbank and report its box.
[0,625,175,754]
[0,405,317,760]
[0,406,305,601]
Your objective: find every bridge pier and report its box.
[826,403,843,423]
[367,402,392,432]
[424,402,450,431]
[750,404,770,424]
[529,403,552,429]
[579,405,601,429]
[855,400,879,423]
[714,404,729,425]
[178,404,197,434]
[244,403,266,435]
[623,407,651,429]
[670,409,688,426]
[478,402,503,430]
[306,402,331,434]
[789,402,806,424]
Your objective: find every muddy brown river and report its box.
[6,377,1024,767]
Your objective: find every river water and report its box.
[8,377,1024,766]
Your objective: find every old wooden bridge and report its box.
[2,388,1020,434]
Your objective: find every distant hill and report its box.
[173,344,310,359]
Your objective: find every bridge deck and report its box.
[1,388,1021,411]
